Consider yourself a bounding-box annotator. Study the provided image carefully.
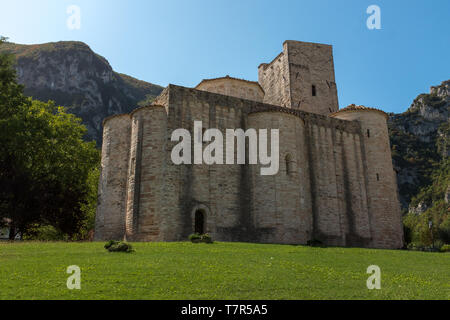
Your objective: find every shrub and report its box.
[22,224,68,241]
[201,234,213,244]
[188,233,201,241]
[104,240,116,249]
[407,242,443,252]
[189,233,213,244]
[440,244,450,253]
[104,240,134,253]
[407,242,425,251]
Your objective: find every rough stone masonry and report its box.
[94,40,404,249]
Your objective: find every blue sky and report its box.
[1,0,449,113]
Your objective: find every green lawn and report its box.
[0,241,448,300]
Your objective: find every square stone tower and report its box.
[258,40,339,115]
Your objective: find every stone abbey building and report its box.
[95,41,404,249]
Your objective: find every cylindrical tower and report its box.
[331,105,404,249]
[247,110,312,244]
[94,114,131,241]
[125,105,169,241]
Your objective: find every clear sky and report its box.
[1,0,449,113]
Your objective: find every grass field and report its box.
[0,241,448,300]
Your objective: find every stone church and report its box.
[94,40,404,249]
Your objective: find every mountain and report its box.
[388,80,449,211]
[0,41,164,144]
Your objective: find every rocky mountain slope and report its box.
[0,41,164,144]
[388,80,449,210]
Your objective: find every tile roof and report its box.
[195,75,265,93]
[331,104,388,118]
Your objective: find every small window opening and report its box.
[312,85,317,97]
[285,154,294,176]
[367,129,371,138]
[376,174,380,181]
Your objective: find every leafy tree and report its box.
[403,149,449,248]
[77,166,100,240]
[0,37,28,117]
[0,37,100,240]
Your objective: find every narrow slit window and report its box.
[367,129,371,138]
[312,85,317,97]
[376,174,380,181]
[285,154,294,176]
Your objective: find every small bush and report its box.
[189,233,213,244]
[189,233,202,241]
[22,225,68,241]
[201,234,213,244]
[407,242,443,252]
[104,240,116,249]
[104,240,134,253]
[440,244,450,252]
[407,242,425,251]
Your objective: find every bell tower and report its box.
[258,40,339,115]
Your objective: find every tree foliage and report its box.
[0,37,100,240]
[403,154,449,249]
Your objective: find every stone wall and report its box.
[248,111,312,244]
[258,52,291,108]
[95,114,130,241]
[125,106,170,241]
[244,103,372,246]
[332,109,404,248]
[166,86,250,241]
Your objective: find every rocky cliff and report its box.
[0,41,164,144]
[389,80,449,210]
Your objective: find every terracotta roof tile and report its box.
[196,75,265,93]
[331,104,388,118]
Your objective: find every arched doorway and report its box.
[194,210,205,234]
[191,204,211,235]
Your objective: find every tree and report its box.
[0,37,100,240]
